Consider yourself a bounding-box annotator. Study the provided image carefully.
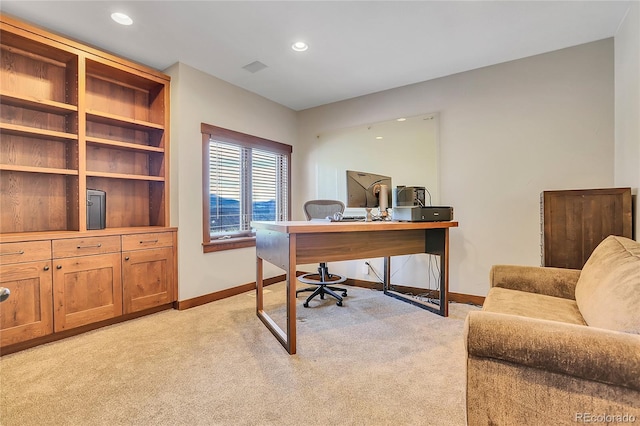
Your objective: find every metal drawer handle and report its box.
[77,244,102,249]
[0,250,25,256]
[139,239,158,244]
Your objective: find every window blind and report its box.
[208,139,288,237]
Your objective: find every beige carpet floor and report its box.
[0,283,479,426]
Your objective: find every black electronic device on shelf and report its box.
[87,189,106,230]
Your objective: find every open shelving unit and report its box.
[0,15,170,234]
[0,14,177,353]
[0,26,79,234]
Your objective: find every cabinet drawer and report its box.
[122,232,174,251]
[53,236,121,258]
[0,241,51,265]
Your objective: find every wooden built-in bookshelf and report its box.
[0,14,176,353]
[0,15,170,233]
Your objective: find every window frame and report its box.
[201,123,292,253]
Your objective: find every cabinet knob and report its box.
[124,256,130,261]
[44,265,50,271]
[56,265,62,269]
[0,287,10,303]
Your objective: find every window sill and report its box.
[202,236,256,253]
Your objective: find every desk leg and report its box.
[428,228,449,317]
[383,228,449,317]
[255,230,297,355]
[383,256,391,292]
[441,235,449,317]
[256,256,264,313]
[286,235,297,355]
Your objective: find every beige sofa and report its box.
[465,235,640,425]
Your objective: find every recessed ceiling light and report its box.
[111,12,133,26]
[292,41,308,52]
[375,136,383,140]
[396,118,406,122]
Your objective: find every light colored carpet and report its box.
[0,283,479,426]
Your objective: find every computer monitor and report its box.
[346,170,392,209]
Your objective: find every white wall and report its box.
[615,2,640,240]
[165,62,298,301]
[166,39,618,301]
[297,40,615,297]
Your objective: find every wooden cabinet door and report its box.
[122,247,175,314]
[0,261,53,346]
[53,253,122,332]
[542,188,632,269]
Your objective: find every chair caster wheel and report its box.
[303,303,309,308]
[342,292,347,297]
[337,301,343,306]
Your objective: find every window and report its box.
[201,123,292,252]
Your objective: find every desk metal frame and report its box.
[252,220,458,354]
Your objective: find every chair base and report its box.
[296,272,347,307]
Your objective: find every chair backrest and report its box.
[303,200,345,221]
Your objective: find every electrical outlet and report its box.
[362,261,370,275]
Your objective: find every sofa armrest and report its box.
[465,311,640,391]
[490,264,581,299]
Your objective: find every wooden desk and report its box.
[252,220,459,354]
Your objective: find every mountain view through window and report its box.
[208,140,288,235]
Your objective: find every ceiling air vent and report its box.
[242,61,268,73]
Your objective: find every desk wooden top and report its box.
[251,220,459,234]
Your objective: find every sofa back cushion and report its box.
[575,235,640,334]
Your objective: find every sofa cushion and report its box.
[483,287,586,325]
[575,235,640,334]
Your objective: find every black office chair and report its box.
[296,200,348,307]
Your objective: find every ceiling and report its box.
[0,1,633,111]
